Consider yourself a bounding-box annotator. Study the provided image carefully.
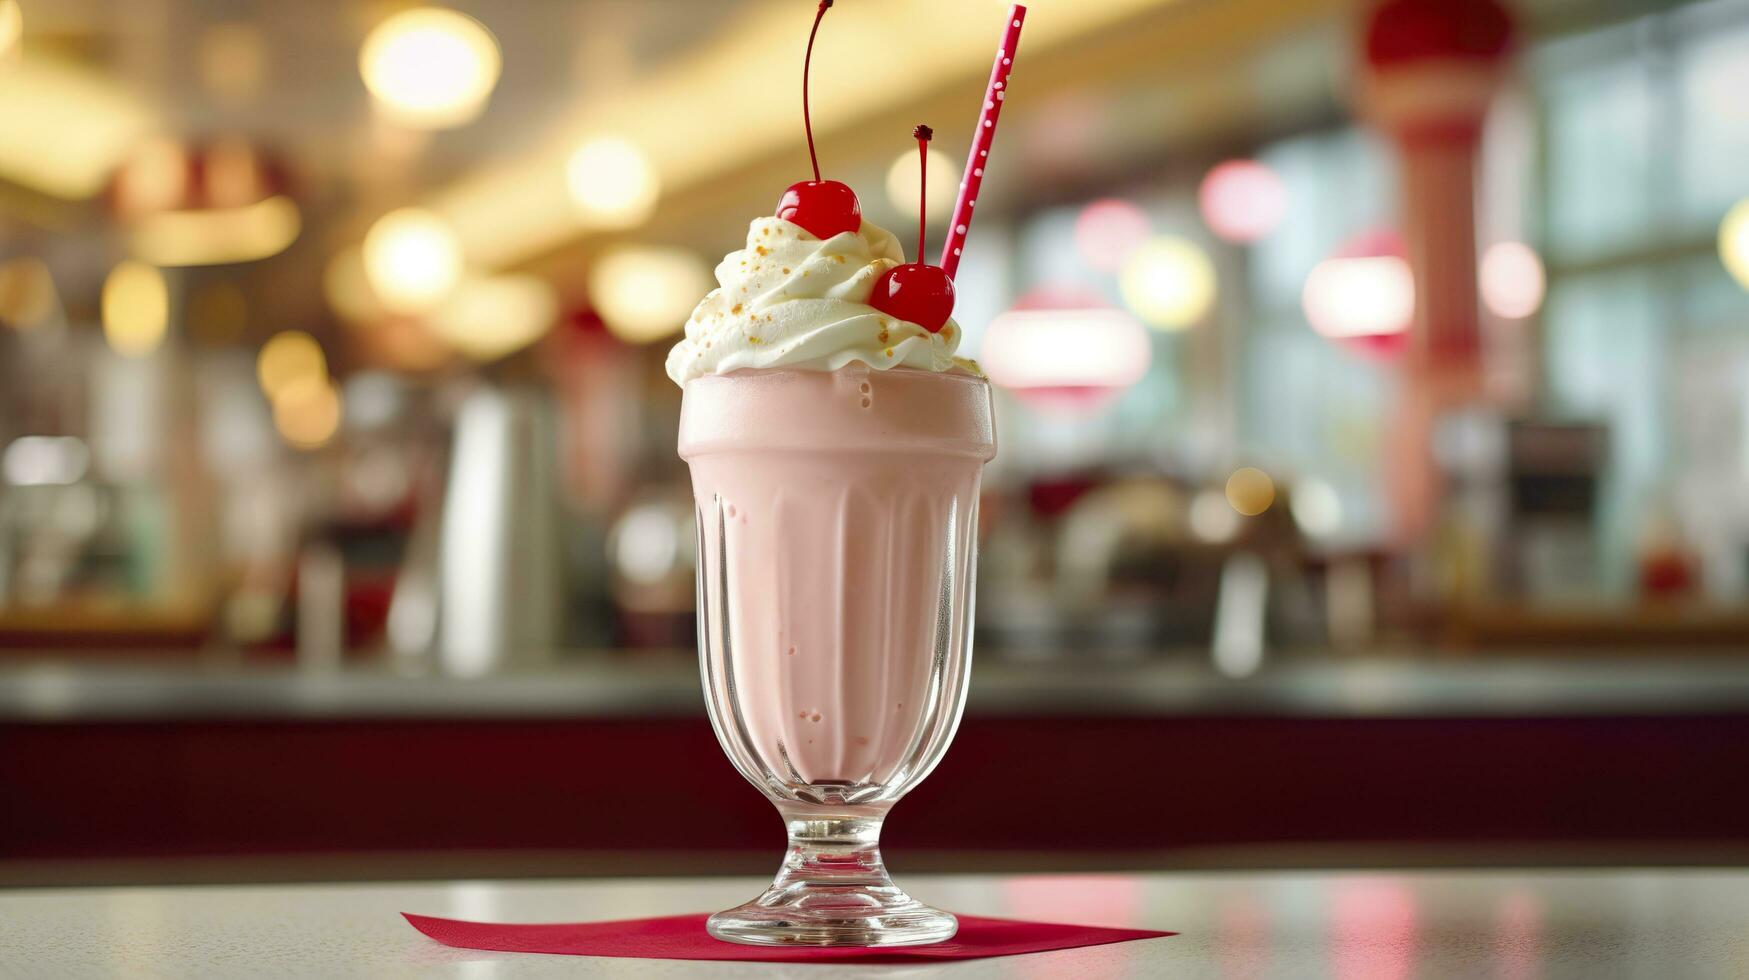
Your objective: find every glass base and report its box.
[707,889,957,947]
[708,808,956,947]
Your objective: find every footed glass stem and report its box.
[706,808,957,947]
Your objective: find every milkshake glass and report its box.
[669,216,995,946]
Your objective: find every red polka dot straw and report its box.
[940,4,1026,279]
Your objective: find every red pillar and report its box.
[1356,0,1515,545]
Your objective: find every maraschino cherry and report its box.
[775,1,861,240]
[869,125,955,333]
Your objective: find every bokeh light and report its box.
[1303,231,1413,354]
[256,330,327,401]
[613,503,683,585]
[129,195,301,268]
[1290,477,1344,538]
[100,260,168,358]
[567,136,659,228]
[1074,198,1151,272]
[1304,257,1413,339]
[1189,489,1241,544]
[1479,241,1546,319]
[1720,198,1749,291]
[359,8,501,129]
[272,375,343,451]
[1120,236,1216,331]
[1199,160,1287,243]
[363,207,462,314]
[428,274,558,362]
[0,2,21,64]
[1225,467,1276,516]
[589,247,713,344]
[981,307,1152,405]
[981,287,1151,410]
[1,436,89,487]
[885,146,955,224]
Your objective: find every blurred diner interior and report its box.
[4,0,1749,885]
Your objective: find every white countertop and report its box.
[1,869,1744,978]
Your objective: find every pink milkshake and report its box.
[665,1,1023,945]
[667,211,994,945]
[680,365,993,793]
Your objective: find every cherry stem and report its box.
[803,1,833,183]
[913,124,933,262]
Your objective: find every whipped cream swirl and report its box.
[665,216,968,386]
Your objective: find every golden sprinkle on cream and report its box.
[755,246,769,256]
[884,348,894,357]
[832,254,846,264]
[730,303,743,314]
[781,268,790,275]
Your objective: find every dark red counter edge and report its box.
[3,715,1747,861]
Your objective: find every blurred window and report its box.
[1534,2,1749,590]
[1252,129,1394,309]
[1542,268,1661,591]
[1676,7,1749,228]
[1246,128,1396,541]
[1539,27,1660,264]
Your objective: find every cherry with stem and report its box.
[869,125,955,333]
[775,1,861,240]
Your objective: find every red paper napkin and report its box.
[404,911,1172,963]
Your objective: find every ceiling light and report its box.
[128,196,300,267]
[566,136,659,228]
[359,8,501,129]
[363,208,463,314]
[0,2,21,65]
[427,274,558,361]
[589,247,712,344]
[0,54,155,199]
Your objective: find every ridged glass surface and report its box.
[694,457,980,808]
[679,367,994,946]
